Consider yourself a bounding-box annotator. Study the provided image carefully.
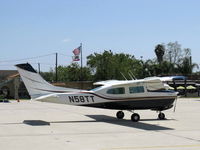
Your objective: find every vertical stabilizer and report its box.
[16,63,80,99]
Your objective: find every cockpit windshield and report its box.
[146,81,166,91]
[90,86,103,91]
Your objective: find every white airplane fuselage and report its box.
[35,82,177,111]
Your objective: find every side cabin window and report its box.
[129,86,144,94]
[107,87,125,94]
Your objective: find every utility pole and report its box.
[80,43,83,81]
[38,63,40,74]
[55,52,58,82]
[190,56,192,74]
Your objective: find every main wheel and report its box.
[116,111,124,119]
[158,112,165,120]
[131,113,140,122]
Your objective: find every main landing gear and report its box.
[116,111,124,119]
[131,113,140,122]
[116,111,140,122]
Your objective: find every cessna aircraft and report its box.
[16,63,182,122]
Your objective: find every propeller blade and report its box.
[173,98,178,112]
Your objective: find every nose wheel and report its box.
[158,112,165,120]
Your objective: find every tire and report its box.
[131,113,140,122]
[116,111,124,119]
[158,113,165,120]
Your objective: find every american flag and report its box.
[72,46,81,61]
[73,46,81,55]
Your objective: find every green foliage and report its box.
[87,50,114,80]
[177,57,199,75]
[40,68,54,82]
[41,63,92,82]
[63,63,92,81]
[87,50,144,81]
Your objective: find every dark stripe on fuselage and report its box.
[80,98,175,111]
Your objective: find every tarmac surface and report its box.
[0,98,200,150]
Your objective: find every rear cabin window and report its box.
[107,87,125,94]
[129,86,144,94]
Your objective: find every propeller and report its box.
[173,97,178,112]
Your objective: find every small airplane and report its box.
[16,63,184,122]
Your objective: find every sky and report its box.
[0,0,200,71]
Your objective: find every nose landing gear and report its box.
[158,112,165,120]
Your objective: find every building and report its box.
[0,70,29,99]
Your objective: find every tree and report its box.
[41,63,92,82]
[87,50,144,81]
[162,41,199,75]
[177,57,199,75]
[40,68,54,82]
[183,48,191,58]
[87,50,114,80]
[58,63,92,81]
[164,41,182,64]
[113,53,143,79]
[154,44,165,64]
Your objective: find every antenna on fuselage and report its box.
[129,71,137,80]
[128,72,134,80]
[120,72,127,80]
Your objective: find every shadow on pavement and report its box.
[21,115,174,130]
[85,115,173,130]
[23,120,50,126]
[49,115,174,131]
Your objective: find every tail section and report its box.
[16,63,80,99]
